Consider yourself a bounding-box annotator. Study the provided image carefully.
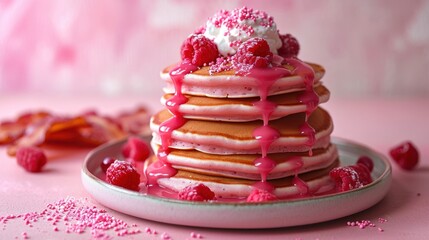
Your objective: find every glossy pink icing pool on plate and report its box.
[81,137,391,229]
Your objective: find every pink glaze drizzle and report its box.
[250,67,290,190]
[147,46,320,199]
[292,176,310,196]
[146,62,198,185]
[284,58,318,195]
[250,59,317,196]
[285,58,318,155]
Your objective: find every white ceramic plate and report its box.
[81,137,392,229]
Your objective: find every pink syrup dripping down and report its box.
[250,67,290,189]
[289,156,310,196]
[146,62,198,185]
[283,58,318,193]
[285,58,318,141]
[292,175,310,196]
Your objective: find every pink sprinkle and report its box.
[145,227,152,234]
[0,197,154,239]
[161,232,171,240]
[207,7,274,38]
[346,218,387,232]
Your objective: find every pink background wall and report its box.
[0,0,428,98]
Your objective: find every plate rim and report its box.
[81,136,392,207]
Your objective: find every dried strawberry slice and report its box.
[7,119,53,156]
[3,107,150,157]
[0,111,52,145]
[0,121,26,144]
[116,106,150,135]
[82,114,126,143]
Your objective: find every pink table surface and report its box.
[1,93,428,239]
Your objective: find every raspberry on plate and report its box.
[178,183,215,201]
[121,136,150,161]
[357,156,374,172]
[232,37,273,70]
[329,163,373,192]
[100,157,116,173]
[278,33,300,58]
[246,189,278,202]
[16,146,47,173]
[389,141,419,170]
[106,160,140,191]
[180,34,219,67]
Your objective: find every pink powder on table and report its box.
[190,231,204,239]
[0,197,143,239]
[1,196,208,239]
[346,218,388,232]
[161,232,172,239]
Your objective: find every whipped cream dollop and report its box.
[203,7,282,56]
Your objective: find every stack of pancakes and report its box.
[149,63,338,199]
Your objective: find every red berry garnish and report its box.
[122,136,150,161]
[246,189,278,202]
[329,164,372,192]
[232,37,272,70]
[100,157,116,173]
[106,160,140,191]
[389,141,419,170]
[180,34,219,67]
[178,183,216,201]
[357,156,374,172]
[16,147,47,172]
[278,33,300,58]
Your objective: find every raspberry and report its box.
[389,141,419,170]
[178,183,215,201]
[106,160,140,191]
[232,38,272,70]
[16,147,47,172]
[357,156,374,172]
[246,189,278,202]
[278,34,300,58]
[121,136,150,161]
[180,34,219,67]
[100,157,116,173]
[329,164,372,192]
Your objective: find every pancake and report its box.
[156,159,339,198]
[161,63,325,98]
[145,8,341,201]
[151,143,338,180]
[161,84,330,122]
[150,107,333,154]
